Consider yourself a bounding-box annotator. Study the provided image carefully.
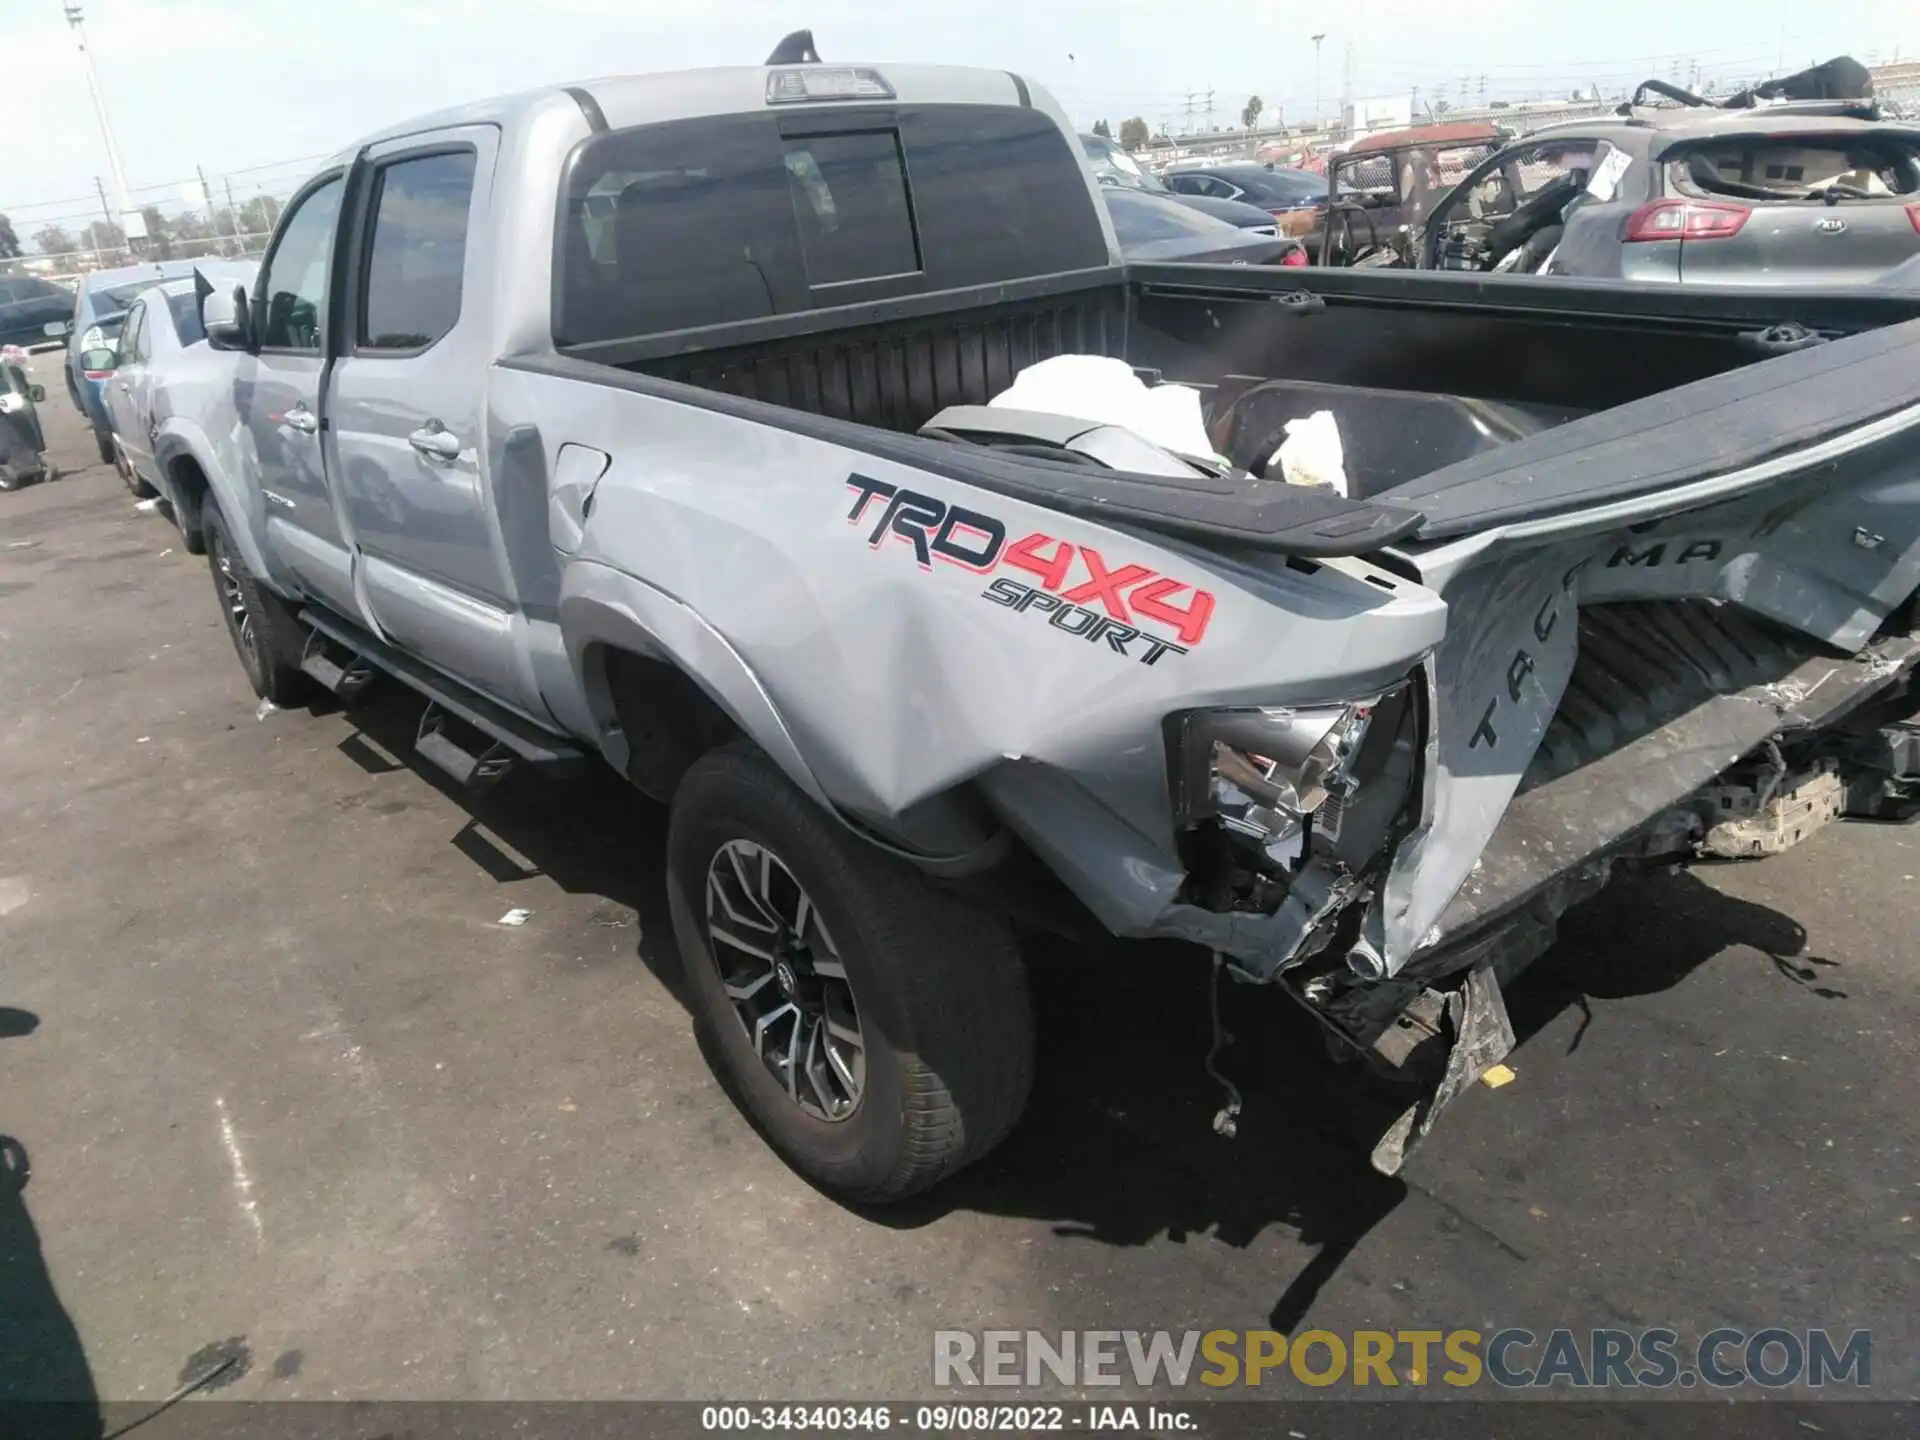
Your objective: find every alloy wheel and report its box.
[703,839,865,1122]
[211,533,258,669]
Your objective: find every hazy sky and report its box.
[4,0,1914,239]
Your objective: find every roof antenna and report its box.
[766,30,820,65]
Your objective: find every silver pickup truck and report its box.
[169,53,1920,1201]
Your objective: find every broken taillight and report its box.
[1279,245,1308,267]
[1624,198,1751,242]
[1907,201,1920,234]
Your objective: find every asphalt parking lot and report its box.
[2,354,1917,1410]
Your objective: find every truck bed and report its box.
[578,265,1920,541]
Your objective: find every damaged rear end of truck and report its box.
[1155,318,1920,1172]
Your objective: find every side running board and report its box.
[299,606,587,789]
[300,629,377,700]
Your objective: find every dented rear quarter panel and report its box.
[493,364,1448,904]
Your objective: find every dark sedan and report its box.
[1080,135,1282,233]
[1103,188,1306,265]
[1164,162,1328,240]
[0,275,74,349]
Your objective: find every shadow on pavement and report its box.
[322,687,1830,1335]
[1507,863,1836,1055]
[0,1009,39,1039]
[335,689,687,1007]
[882,865,1829,1332]
[0,1009,102,1439]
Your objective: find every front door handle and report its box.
[407,423,461,462]
[283,404,319,435]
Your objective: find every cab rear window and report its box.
[554,104,1108,346]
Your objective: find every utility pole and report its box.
[63,4,144,246]
[92,176,113,264]
[224,177,242,250]
[1311,33,1326,130]
[196,165,225,255]
[1182,90,1197,135]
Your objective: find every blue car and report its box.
[58,260,213,465]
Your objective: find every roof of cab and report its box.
[342,63,1041,158]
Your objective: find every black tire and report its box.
[94,428,115,467]
[201,502,313,706]
[667,743,1033,1202]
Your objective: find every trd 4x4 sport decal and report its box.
[844,475,1215,666]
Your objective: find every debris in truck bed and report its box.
[989,354,1219,462]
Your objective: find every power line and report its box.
[2,150,332,219]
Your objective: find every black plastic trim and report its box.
[498,351,1424,556]
[1007,73,1032,108]
[563,86,608,133]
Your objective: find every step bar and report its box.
[299,606,587,788]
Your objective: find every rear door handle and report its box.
[407,423,461,462]
[283,404,319,435]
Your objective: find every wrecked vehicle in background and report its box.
[1325,57,1920,285]
[0,348,53,492]
[178,39,1920,1201]
[1316,122,1505,266]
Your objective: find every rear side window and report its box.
[555,104,1108,346]
[1240,170,1324,205]
[359,149,478,351]
[167,290,205,346]
[117,303,145,364]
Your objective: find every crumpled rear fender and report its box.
[558,558,833,812]
[152,417,275,585]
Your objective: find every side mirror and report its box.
[27,385,45,404]
[203,282,253,353]
[43,319,71,339]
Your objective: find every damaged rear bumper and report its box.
[1332,605,1920,1173]
[1145,599,1920,1174]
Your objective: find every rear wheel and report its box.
[94,429,115,467]
[667,744,1033,1202]
[201,503,312,706]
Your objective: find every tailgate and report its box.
[1367,323,1920,972]
[1382,314,1920,540]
